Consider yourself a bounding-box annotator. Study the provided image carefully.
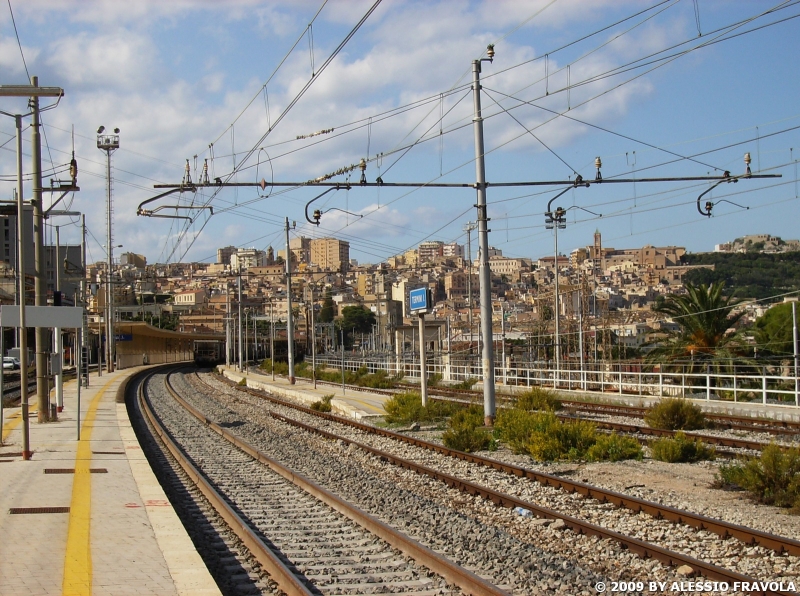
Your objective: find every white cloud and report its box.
[46,30,160,90]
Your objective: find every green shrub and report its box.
[452,377,478,390]
[237,377,247,386]
[427,373,442,387]
[259,359,289,376]
[383,392,458,425]
[495,409,558,454]
[442,405,491,452]
[644,398,706,430]
[515,387,562,412]
[534,418,597,461]
[586,432,643,462]
[310,394,334,412]
[716,444,800,512]
[649,431,715,463]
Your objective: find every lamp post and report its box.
[97,126,119,372]
[545,203,566,382]
[545,187,601,385]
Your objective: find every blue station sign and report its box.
[409,287,430,314]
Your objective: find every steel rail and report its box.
[215,374,800,559]
[555,415,782,451]
[268,376,793,451]
[137,368,315,596]
[267,410,794,595]
[558,399,800,436]
[417,385,793,452]
[167,370,510,596]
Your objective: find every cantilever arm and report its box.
[696,177,731,217]
[545,187,572,220]
[305,185,348,225]
[137,186,195,216]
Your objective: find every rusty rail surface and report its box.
[268,410,794,596]
[168,370,509,596]
[135,368,315,596]
[214,373,800,560]
[422,384,800,436]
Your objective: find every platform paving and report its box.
[223,366,383,418]
[0,366,220,596]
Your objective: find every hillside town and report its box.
[46,231,796,362]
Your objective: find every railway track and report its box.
[203,370,800,595]
[302,376,797,454]
[136,366,511,595]
[417,384,800,437]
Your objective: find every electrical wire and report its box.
[167,0,384,262]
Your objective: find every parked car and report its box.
[2,357,20,370]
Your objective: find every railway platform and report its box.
[222,366,386,419]
[0,366,220,596]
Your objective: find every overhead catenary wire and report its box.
[167,0,384,262]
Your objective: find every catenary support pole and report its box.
[225,289,231,367]
[419,312,428,407]
[793,300,798,407]
[31,77,50,422]
[270,300,275,381]
[237,270,243,371]
[285,217,295,384]
[472,55,496,425]
[341,328,345,395]
[0,329,4,445]
[15,116,31,458]
[311,286,317,389]
[55,227,63,411]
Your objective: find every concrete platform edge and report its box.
[117,393,222,596]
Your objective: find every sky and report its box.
[1,0,799,268]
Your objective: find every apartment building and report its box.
[418,241,444,263]
[310,238,350,272]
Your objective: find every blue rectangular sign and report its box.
[409,287,429,313]
[115,333,133,342]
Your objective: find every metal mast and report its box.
[472,45,496,425]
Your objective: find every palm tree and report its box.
[646,281,750,375]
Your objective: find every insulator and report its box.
[69,155,78,184]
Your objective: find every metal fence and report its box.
[313,353,800,407]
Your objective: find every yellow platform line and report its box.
[62,376,118,596]
[2,406,39,443]
[342,396,386,414]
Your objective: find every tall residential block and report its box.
[310,238,350,272]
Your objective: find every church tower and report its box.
[593,229,602,259]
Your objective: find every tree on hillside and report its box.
[318,289,334,323]
[646,281,750,374]
[754,302,797,357]
[336,305,376,348]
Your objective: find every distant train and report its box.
[194,340,224,367]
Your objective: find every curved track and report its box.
[204,371,799,596]
[137,365,508,595]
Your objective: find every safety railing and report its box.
[312,353,800,407]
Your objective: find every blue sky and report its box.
[1,0,799,267]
